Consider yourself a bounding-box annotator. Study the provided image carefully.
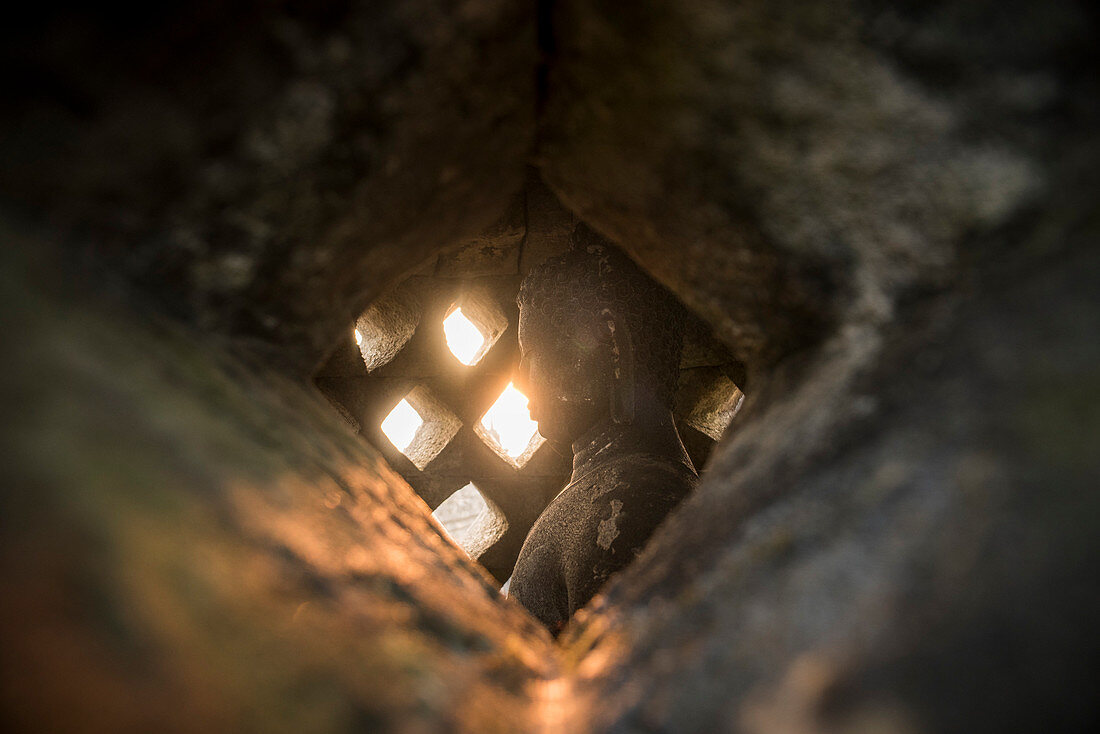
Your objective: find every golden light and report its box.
[354,327,363,346]
[443,307,486,365]
[380,398,423,453]
[479,382,540,460]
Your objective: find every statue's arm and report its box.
[508,525,570,634]
[562,461,698,615]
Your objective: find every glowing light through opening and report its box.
[480,383,540,459]
[381,398,423,453]
[354,327,363,346]
[443,307,486,365]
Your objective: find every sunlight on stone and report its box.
[480,382,539,459]
[433,483,489,548]
[443,307,486,365]
[381,398,423,453]
[354,327,363,346]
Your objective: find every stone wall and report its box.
[2,1,1097,732]
[0,237,557,732]
[314,175,742,584]
[542,1,1100,731]
[0,1,537,375]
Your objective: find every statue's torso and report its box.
[509,449,697,633]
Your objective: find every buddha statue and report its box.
[509,225,698,634]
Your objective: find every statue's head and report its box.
[516,225,684,446]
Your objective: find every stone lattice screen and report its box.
[315,233,744,583]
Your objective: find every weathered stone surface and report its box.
[0,1,537,375]
[3,1,1098,732]
[520,170,576,275]
[547,1,1100,732]
[539,0,1087,376]
[568,244,1100,732]
[436,192,527,277]
[0,239,556,733]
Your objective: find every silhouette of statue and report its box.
[509,225,697,634]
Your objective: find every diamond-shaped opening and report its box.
[442,290,507,367]
[432,483,508,559]
[475,382,544,468]
[380,386,461,470]
[443,308,486,365]
[381,398,423,452]
[355,284,421,372]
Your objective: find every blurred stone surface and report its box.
[546,2,1100,733]
[2,1,1098,732]
[0,0,537,375]
[0,238,557,733]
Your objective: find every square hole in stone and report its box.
[432,483,508,558]
[678,369,744,441]
[475,382,544,468]
[380,386,462,471]
[442,290,508,367]
[443,307,486,365]
[381,398,422,452]
[355,283,422,372]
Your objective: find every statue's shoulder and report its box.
[571,452,697,504]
